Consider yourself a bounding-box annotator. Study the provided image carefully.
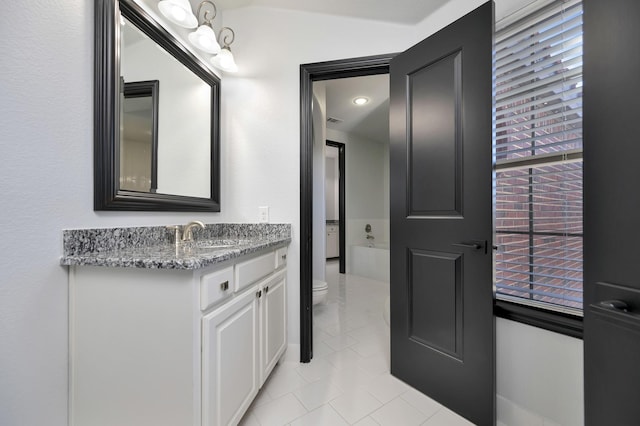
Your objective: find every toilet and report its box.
[312,279,328,305]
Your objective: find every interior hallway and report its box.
[240,260,473,425]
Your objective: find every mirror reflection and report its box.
[120,16,212,199]
[121,79,159,193]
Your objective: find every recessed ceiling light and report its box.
[353,97,369,106]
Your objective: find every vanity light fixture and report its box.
[158,0,198,28]
[187,1,221,54]
[159,0,239,73]
[353,97,369,105]
[210,27,238,73]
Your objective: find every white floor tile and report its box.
[290,404,350,426]
[313,328,333,344]
[293,377,344,411]
[367,373,412,404]
[357,353,390,375]
[263,367,309,398]
[422,407,475,426]
[400,387,441,418]
[238,412,260,426]
[296,357,338,382]
[312,340,336,358]
[323,334,359,351]
[330,389,384,424]
[322,347,362,370]
[250,386,273,408]
[350,337,388,358]
[326,365,378,394]
[370,397,429,426]
[353,416,382,426]
[252,393,308,426]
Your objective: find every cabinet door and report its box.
[326,227,338,258]
[260,270,287,384]
[202,287,260,426]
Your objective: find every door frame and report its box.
[326,140,346,273]
[299,54,396,362]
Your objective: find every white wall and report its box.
[497,319,584,426]
[326,128,390,270]
[0,0,583,425]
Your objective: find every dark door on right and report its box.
[584,0,640,423]
[389,3,494,425]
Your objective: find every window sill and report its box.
[494,299,583,339]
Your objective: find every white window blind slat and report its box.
[495,0,582,43]
[496,43,583,79]
[495,15,583,66]
[496,86,582,116]
[496,72,582,108]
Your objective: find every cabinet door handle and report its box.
[256,290,262,298]
[220,281,229,291]
[281,254,287,260]
[265,286,269,294]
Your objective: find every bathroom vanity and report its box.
[61,224,290,426]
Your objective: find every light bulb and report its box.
[158,0,198,28]
[211,48,238,73]
[188,25,221,54]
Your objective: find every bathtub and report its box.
[349,243,390,282]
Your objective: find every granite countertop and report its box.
[60,223,291,270]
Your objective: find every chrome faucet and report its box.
[182,220,205,242]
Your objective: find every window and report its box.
[494,0,583,317]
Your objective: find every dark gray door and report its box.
[389,2,494,425]
[584,0,640,423]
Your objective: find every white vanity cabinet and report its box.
[69,245,288,426]
[201,268,287,426]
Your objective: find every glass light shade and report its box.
[211,48,238,73]
[188,25,221,54]
[158,0,198,28]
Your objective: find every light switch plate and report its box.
[259,206,269,223]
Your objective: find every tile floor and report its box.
[239,260,474,426]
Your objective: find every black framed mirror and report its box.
[95,0,221,211]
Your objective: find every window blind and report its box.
[494,0,583,314]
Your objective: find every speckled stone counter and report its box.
[60,223,291,270]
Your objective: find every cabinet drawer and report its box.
[201,266,234,310]
[275,247,287,269]
[235,252,275,292]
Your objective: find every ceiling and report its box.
[211,0,451,25]
[323,74,390,145]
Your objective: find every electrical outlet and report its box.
[259,206,269,223]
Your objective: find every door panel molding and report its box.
[407,50,463,217]
[408,249,464,359]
